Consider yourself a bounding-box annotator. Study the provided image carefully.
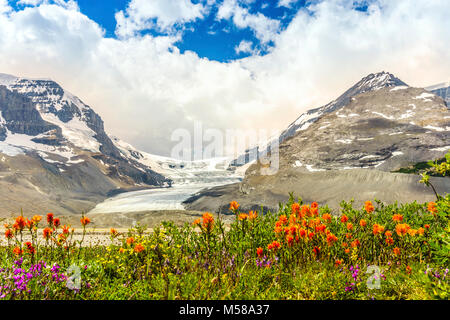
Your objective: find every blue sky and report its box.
[11,0,307,62]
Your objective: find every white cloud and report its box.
[235,40,256,55]
[277,0,298,8]
[217,0,280,44]
[115,0,207,37]
[0,0,448,157]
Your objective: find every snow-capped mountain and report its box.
[186,72,450,214]
[230,72,408,168]
[0,73,169,216]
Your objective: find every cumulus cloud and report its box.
[277,0,298,8]
[115,0,207,37]
[217,0,281,44]
[0,0,448,157]
[234,40,256,55]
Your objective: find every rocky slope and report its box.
[186,72,450,214]
[0,73,170,217]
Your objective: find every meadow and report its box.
[0,154,449,300]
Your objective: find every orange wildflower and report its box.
[62,225,70,235]
[340,214,349,223]
[359,219,367,227]
[14,216,26,231]
[385,237,394,245]
[393,247,400,255]
[80,216,91,226]
[193,218,201,226]
[406,265,412,274]
[110,228,118,237]
[24,241,35,255]
[345,233,353,239]
[249,211,258,220]
[347,222,353,231]
[344,248,350,254]
[126,237,135,245]
[326,233,338,246]
[43,227,53,240]
[286,235,294,246]
[365,201,374,213]
[311,202,319,209]
[202,212,214,231]
[316,224,327,233]
[47,213,54,226]
[385,230,392,238]
[300,205,310,218]
[256,247,263,257]
[5,229,13,239]
[342,242,348,248]
[279,215,288,225]
[32,215,42,223]
[392,214,403,222]
[53,218,61,228]
[229,201,240,211]
[322,213,332,223]
[427,202,437,214]
[424,224,430,230]
[395,223,410,237]
[13,247,22,256]
[335,259,343,267]
[134,243,145,253]
[313,246,321,257]
[373,224,385,235]
[238,213,249,221]
[299,228,307,238]
[351,239,360,248]
[291,203,300,215]
[417,227,425,236]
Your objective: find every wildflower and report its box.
[316,224,327,233]
[47,213,54,226]
[427,202,437,214]
[13,247,22,256]
[417,227,425,236]
[322,213,332,223]
[424,224,430,230]
[326,233,338,246]
[345,248,350,254]
[395,223,410,237]
[299,228,307,238]
[373,224,385,235]
[256,247,263,257]
[24,242,35,255]
[80,216,91,226]
[365,201,374,213]
[229,201,240,212]
[62,225,70,235]
[134,243,145,253]
[286,235,294,246]
[126,237,135,245]
[385,237,394,245]
[335,259,343,267]
[340,214,349,223]
[193,218,201,226]
[14,216,26,231]
[300,205,310,218]
[119,248,125,254]
[110,228,118,237]
[408,229,417,237]
[5,228,13,239]
[351,239,360,248]
[53,218,61,228]
[393,247,400,255]
[202,212,214,232]
[347,222,353,231]
[346,233,353,239]
[291,203,300,215]
[359,219,367,227]
[268,241,281,251]
[249,211,258,220]
[238,213,249,221]
[32,215,42,223]
[311,202,319,209]
[43,227,53,240]
[313,246,321,257]
[392,214,403,222]
[385,230,392,238]
[342,242,348,248]
[406,265,412,274]
[279,215,288,225]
